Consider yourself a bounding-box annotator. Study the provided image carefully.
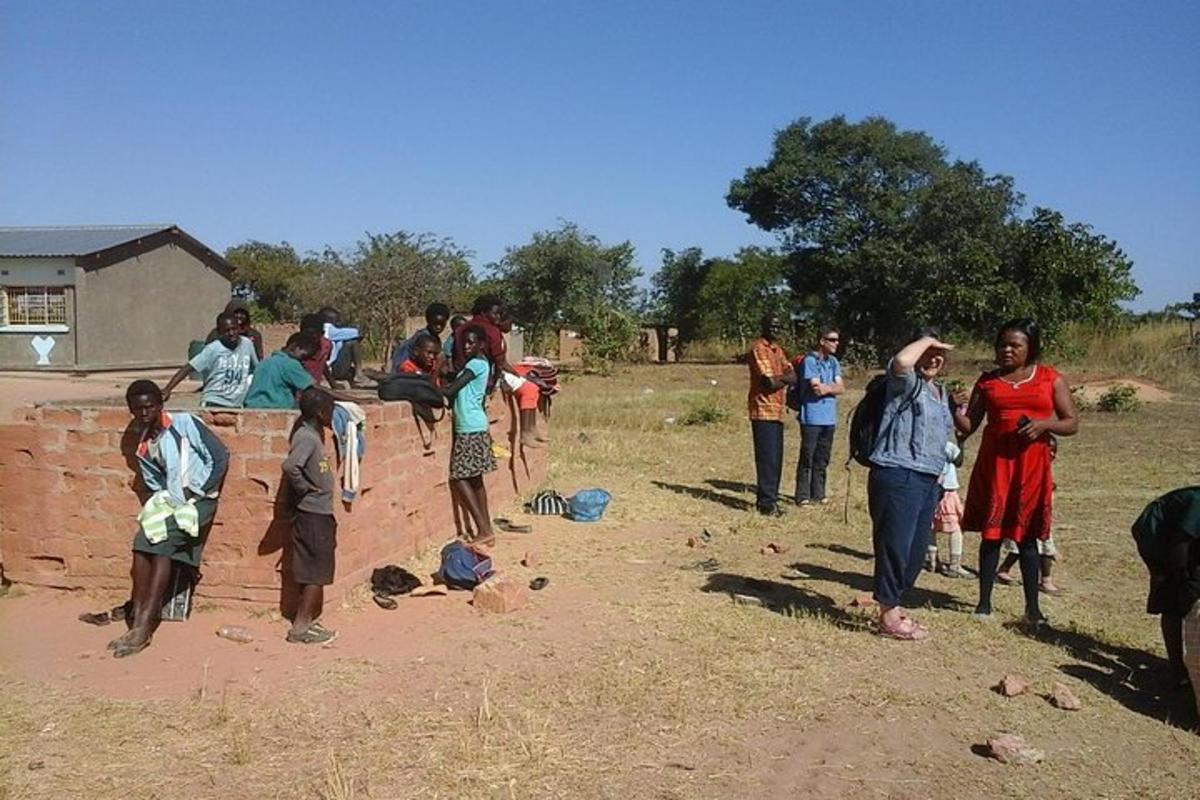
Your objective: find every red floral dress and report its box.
[962,365,1059,542]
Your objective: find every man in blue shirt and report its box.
[795,327,844,505]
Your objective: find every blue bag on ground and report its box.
[568,489,612,522]
[439,541,494,589]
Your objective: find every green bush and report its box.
[1096,384,1140,413]
[679,394,730,426]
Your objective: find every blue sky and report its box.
[2,1,1196,310]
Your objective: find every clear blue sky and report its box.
[2,1,1196,310]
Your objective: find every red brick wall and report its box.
[0,400,546,605]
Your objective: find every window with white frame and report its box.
[1,286,68,327]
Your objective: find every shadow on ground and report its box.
[706,479,757,495]
[700,572,864,629]
[1013,623,1200,732]
[652,481,754,512]
[805,542,873,561]
[786,561,971,612]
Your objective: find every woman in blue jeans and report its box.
[869,331,956,641]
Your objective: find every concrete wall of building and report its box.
[0,286,78,369]
[74,245,230,369]
[0,399,546,604]
[0,257,77,285]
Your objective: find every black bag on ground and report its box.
[377,374,444,408]
[370,565,422,596]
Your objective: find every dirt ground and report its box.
[1,363,1198,800]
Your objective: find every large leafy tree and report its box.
[492,222,641,355]
[648,247,710,358]
[224,240,314,321]
[728,115,1139,355]
[696,247,790,348]
[331,232,475,365]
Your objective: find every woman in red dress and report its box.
[953,319,1079,626]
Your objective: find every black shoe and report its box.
[757,505,786,517]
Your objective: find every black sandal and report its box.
[529,577,549,591]
[493,518,533,534]
[79,611,112,626]
[373,593,398,610]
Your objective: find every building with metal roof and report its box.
[0,225,233,370]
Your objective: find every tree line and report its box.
[227,114,1149,366]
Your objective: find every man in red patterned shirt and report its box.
[748,312,796,516]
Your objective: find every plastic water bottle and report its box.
[216,625,254,643]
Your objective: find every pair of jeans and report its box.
[751,420,784,512]
[795,424,835,502]
[868,466,941,608]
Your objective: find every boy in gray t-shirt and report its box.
[281,387,338,644]
[162,311,258,407]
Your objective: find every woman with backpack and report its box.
[866,330,957,641]
[953,319,1079,628]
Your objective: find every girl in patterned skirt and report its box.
[443,326,498,544]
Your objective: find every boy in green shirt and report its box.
[245,333,319,409]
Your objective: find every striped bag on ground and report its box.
[525,490,569,516]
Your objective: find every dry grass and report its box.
[2,363,1199,799]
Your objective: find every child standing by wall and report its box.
[443,326,497,545]
[927,439,970,578]
[281,387,338,644]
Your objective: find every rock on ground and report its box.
[997,674,1030,697]
[472,578,529,614]
[987,734,1045,765]
[1051,682,1082,711]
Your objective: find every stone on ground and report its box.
[987,734,1044,765]
[472,578,529,614]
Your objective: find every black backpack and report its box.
[377,373,443,407]
[846,374,922,468]
[784,354,808,412]
[377,373,446,425]
[846,375,890,467]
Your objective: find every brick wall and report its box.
[0,400,546,605]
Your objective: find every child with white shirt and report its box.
[926,439,970,578]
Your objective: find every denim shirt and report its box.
[869,360,953,476]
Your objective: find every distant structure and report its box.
[0,225,232,370]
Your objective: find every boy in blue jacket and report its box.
[109,380,229,658]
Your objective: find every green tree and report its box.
[696,247,789,349]
[492,222,641,354]
[331,232,475,366]
[648,247,710,358]
[224,241,313,321]
[998,209,1139,337]
[728,114,1139,356]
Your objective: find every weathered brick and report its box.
[40,408,84,428]
[65,430,111,450]
[92,408,134,428]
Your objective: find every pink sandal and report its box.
[877,616,929,641]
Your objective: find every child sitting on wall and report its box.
[163,311,257,407]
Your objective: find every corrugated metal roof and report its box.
[0,225,174,257]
